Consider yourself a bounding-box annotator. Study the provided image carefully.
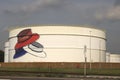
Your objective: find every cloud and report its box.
[3,0,65,14]
[95,0,120,20]
[2,0,67,27]
[114,0,120,6]
[2,0,112,27]
[96,7,120,20]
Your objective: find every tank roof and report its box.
[8,24,105,32]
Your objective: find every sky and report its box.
[0,0,120,53]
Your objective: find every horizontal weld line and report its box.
[9,34,106,40]
[8,47,106,51]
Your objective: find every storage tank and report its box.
[106,52,110,62]
[8,26,106,62]
[4,41,9,62]
[110,54,120,63]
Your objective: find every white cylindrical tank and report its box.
[110,54,120,63]
[4,41,9,62]
[8,26,106,62]
[106,52,110,62]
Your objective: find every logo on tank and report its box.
[14,29,46,59]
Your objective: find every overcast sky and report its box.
[0,0,120,53]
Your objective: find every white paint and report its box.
[106,52,110,62]
[110,54,120,63]
[8,26,106,62]
[4,42,9,62]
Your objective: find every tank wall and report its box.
[9,35,106,50]
[106,52,110,62]
[9,26,106,38]
[8,26,106,62]
[110,54,120,63]
[4,42,9,62]
[9,49,106,62]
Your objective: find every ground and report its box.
[0,76,120,80]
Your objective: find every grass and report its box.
[86,68,120,76]
[0,67,120,77]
